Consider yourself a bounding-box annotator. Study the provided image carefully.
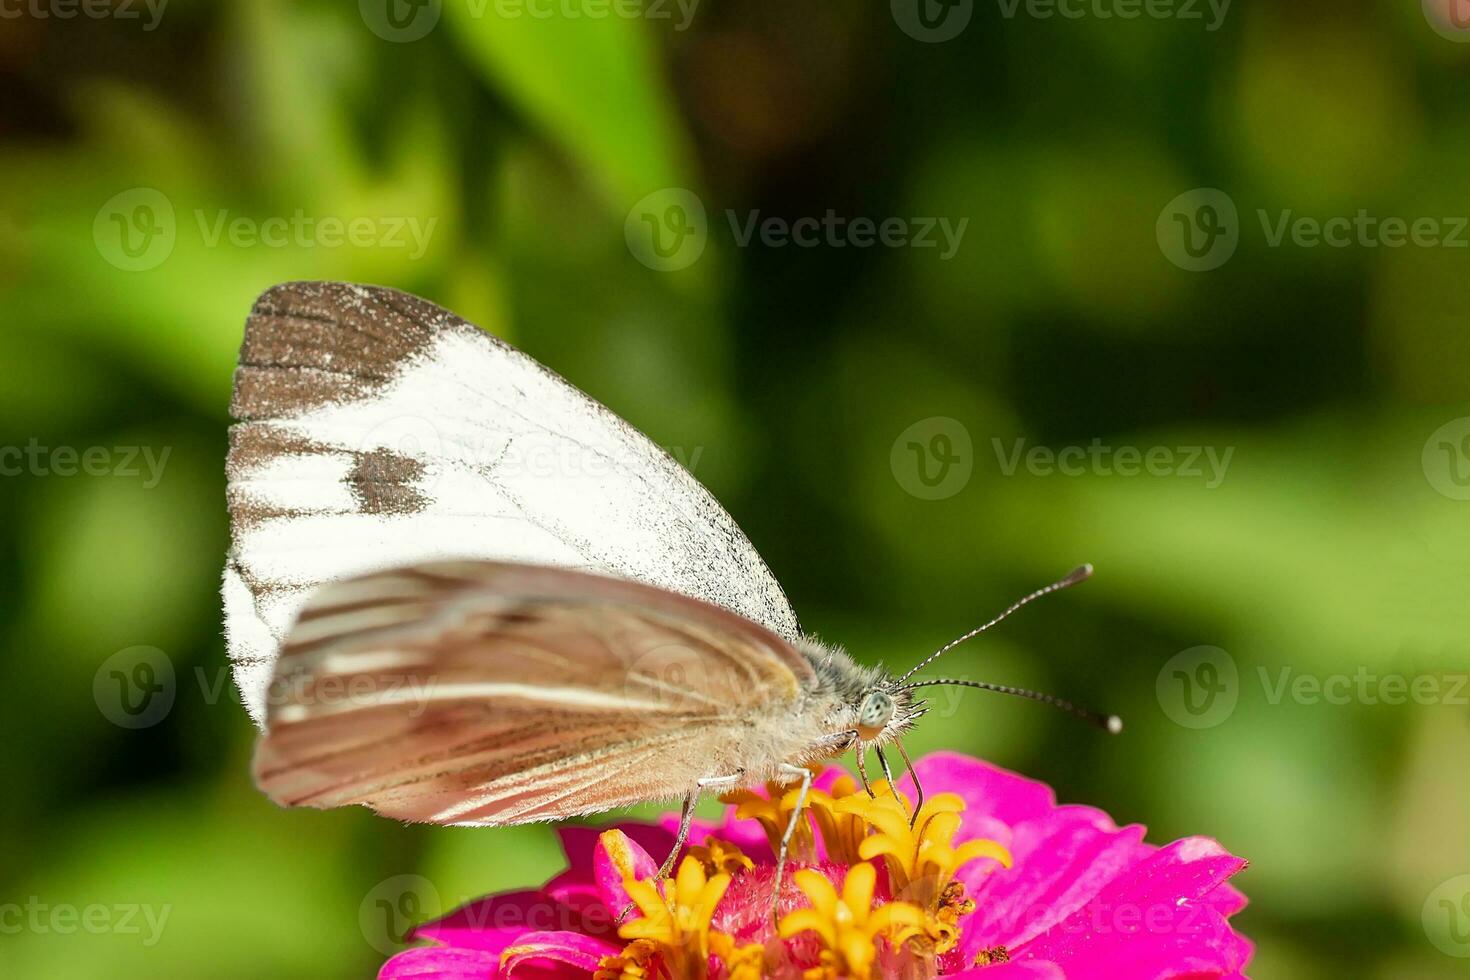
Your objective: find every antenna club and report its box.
[1106,715,1124,735]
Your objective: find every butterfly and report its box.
[225,281,1118,900]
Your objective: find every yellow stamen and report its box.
[687,835,756,878]
[721,768,821,863]
[805,775,868,865]
[593,938,660,980]
[709,931,767,979]
[835,782,1009,952]
[778,863,925,980]
[615,856,734,979]
[837,784,1011,902]
[598,772,1007,978]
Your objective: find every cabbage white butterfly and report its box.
[226,282,1118,901]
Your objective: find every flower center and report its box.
[597,771,1012,980]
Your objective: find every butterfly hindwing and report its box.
[252,561,815,825]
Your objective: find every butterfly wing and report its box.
[252,561,815,825]
[225,281,800,722]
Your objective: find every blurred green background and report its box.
[3,1,1470,977]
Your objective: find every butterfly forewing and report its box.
[252,561,815,826]
[225,282,800,723]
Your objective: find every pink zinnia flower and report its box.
[379,752,1252,979]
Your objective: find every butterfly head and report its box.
[853,682,925,743]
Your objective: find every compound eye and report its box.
[856,692,894,739]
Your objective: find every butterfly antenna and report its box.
[897,564,1094,684]
[903,676,1122,733]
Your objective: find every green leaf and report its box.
[445,2,690,211]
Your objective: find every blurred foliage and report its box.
[2,1,1469,978]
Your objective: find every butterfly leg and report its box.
[769,762,814,923]
[854,746,875,797]
[652,789,701,880]
[617,773,744,924]
[873,744,912,824]
[894,737,923,828]
[652,773,742,879]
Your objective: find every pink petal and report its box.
[593,829,659,916]
[1205,882,1249,918]
[901,752,1058,838]
[498,930,619,977]
[540,872,612,937]
[945,961,1066,979]
[660,810,772,861]
[378,946,502,979]
[411,891,585,953]
[557,823,675,879]
[960,806,1151,954]
[1011,837,1251,980]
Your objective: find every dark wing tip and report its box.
[232,282,464,422]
